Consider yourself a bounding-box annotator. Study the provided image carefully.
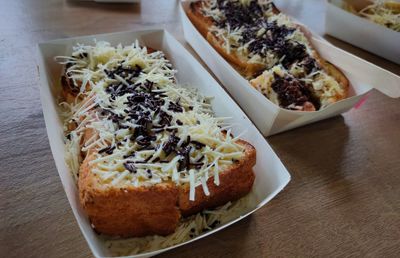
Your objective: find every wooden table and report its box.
[1,0,399,257]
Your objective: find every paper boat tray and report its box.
[180,1,400,136]
[326,0,400,64]
[37,29,291,258]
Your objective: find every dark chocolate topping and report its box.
[271,73,320,110]
[211,0,315,70]
[213,0,270,29]
[99,59,211,172]
[201,0,322,110]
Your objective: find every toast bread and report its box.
[61,41,257,237]
[187,1,349,110]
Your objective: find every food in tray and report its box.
[187,0,349,111]
[343,0,400,32]
[56,41,256,241]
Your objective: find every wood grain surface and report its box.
[0,0,399,257]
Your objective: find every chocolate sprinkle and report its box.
[191,140,205,149]
[163,134,180,156]
[123,162,137,173]
[98,146,116,155]
[91,46,233,178]
[210,220,221,229]
[178,146,192,171]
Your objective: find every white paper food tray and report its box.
[180,1,400,136]
[326,0,400,64]
[37,29,291,258]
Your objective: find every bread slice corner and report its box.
[78,153,181,237]
[179,139,256,217]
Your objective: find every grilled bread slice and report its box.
[60,41,257,238]
[79,140,256,237]
[186,0,349,110]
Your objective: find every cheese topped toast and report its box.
[57,41,256,237]
[187,0,349,111]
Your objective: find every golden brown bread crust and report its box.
[179,139,256,216]
[78,140,256,237]
[187,2,215,38]
[79,154,181,237]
